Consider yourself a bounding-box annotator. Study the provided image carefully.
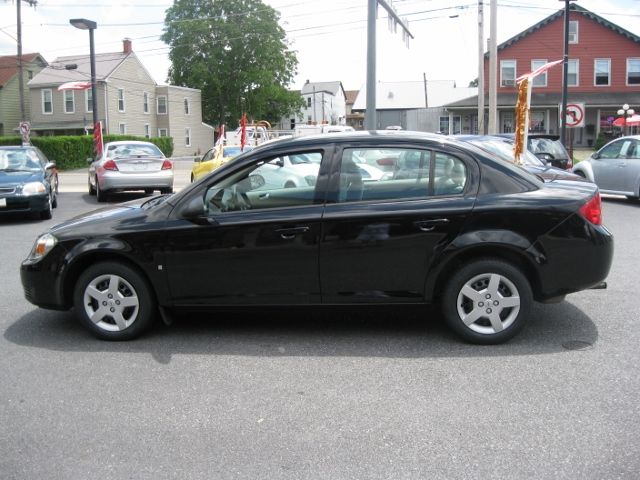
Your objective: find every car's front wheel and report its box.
[73,261,156,340]
[442,259,532,344]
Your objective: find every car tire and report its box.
[51,191,58,209]
[88,177,96,196]
[160,187,173,194]
[40,195,53,220]
[73,261,156,340]
[284,181,296,188]
[145,189,154,194]
[442,258,532,344]
[190,173,194,183]
[96,181,107,202]
[574,171,586,179]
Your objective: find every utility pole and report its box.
[559,0,577,147]
[477,0,485,134]
[15,0,38,125]
[488,0,497,134]
[365,0,413,130]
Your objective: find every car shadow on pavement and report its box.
[5,301,598,364]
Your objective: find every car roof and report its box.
[251,130,455,153]
[105,141,159,146]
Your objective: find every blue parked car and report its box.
[0,146,59,220]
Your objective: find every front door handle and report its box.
[414,218,450,232]
[275,226,310,239]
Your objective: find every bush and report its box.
[0,134,174,170]
[594,133,608,151]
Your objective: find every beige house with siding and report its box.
[0,53,47,136]
[27,39,213,156]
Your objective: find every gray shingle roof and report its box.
[28,52,131,87]
[352,80,477,110]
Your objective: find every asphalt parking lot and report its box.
[1,166,639,479]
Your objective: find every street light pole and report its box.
[69,19,98,146]
[617,103,635,137]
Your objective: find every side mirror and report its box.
[180,195,215,225]
[275,158,285,168]
[194,156,202,163]
[592,152,600,160]
[44,162,56,170]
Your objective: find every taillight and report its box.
[103,159,118,171]
[376,158,396,166]
[579,192,602,225]
[161,159,173,170]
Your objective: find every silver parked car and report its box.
[572,135,640,200]
[88,141,174,202]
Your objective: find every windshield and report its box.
[0,148,43,171]
[528,138,568,158]
[107,143,164,159]
[224,146,252,157]
[468,139,545,167]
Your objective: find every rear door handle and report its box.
[275,226,310,239]
[414,218,450,232]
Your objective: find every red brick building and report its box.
[446,4,640,147]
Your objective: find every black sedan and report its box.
[21,132,613,344]
[0,146,58,220]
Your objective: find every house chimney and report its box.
[123,38,132,54]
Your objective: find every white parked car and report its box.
[253,153,320,189]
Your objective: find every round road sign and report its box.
[565,103,585,128]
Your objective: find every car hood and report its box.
[0,171,43,187]
[524,165,587,183]
[50,196,167,237]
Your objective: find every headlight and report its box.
[27,233,57,261]
[22,182,47,195]
[305,175,317,186]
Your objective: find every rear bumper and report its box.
[99,170,174,191]
[533,218,613,300]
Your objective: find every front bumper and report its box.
[0,193,50,215]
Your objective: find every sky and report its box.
[1,0,640,92]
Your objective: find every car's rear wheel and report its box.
[96,181,107,202]
[574,171,586,179]
[442,259,532,344]
[73,261,155,340]
[88,177,96,195]
[160,187,173,194]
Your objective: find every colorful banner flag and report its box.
[57,81,92,91]
[240,113,247,151]
[93,121,103,158]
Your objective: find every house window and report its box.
[568,21,578,43]
[185,127,191,147]
[502,111,514,133]
[85,89,93,113]
[439,116,450,134]
[117,88,125,112]
[594,59,611,86]
[27,70,33,80]
[144,124,150,138]
[530,111,546,133]
[627,58,640,85]
[500,60,516,87]
[184,98,190,115]
[64,90,75,114]
[452,116,461,134]
[42,89,53,114]
[119,123,127,134]
[143,92,149,113]
[158,128,168,137]
[531,59,548,87]
[157,96,167,114]
[307,97,312,108]
[567,59,579,86]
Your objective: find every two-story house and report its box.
[0,53,47,136]
[445,4,640,146]
[299,80,347,125]
[27,39,213,156]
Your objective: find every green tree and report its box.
[162,0,304,128]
